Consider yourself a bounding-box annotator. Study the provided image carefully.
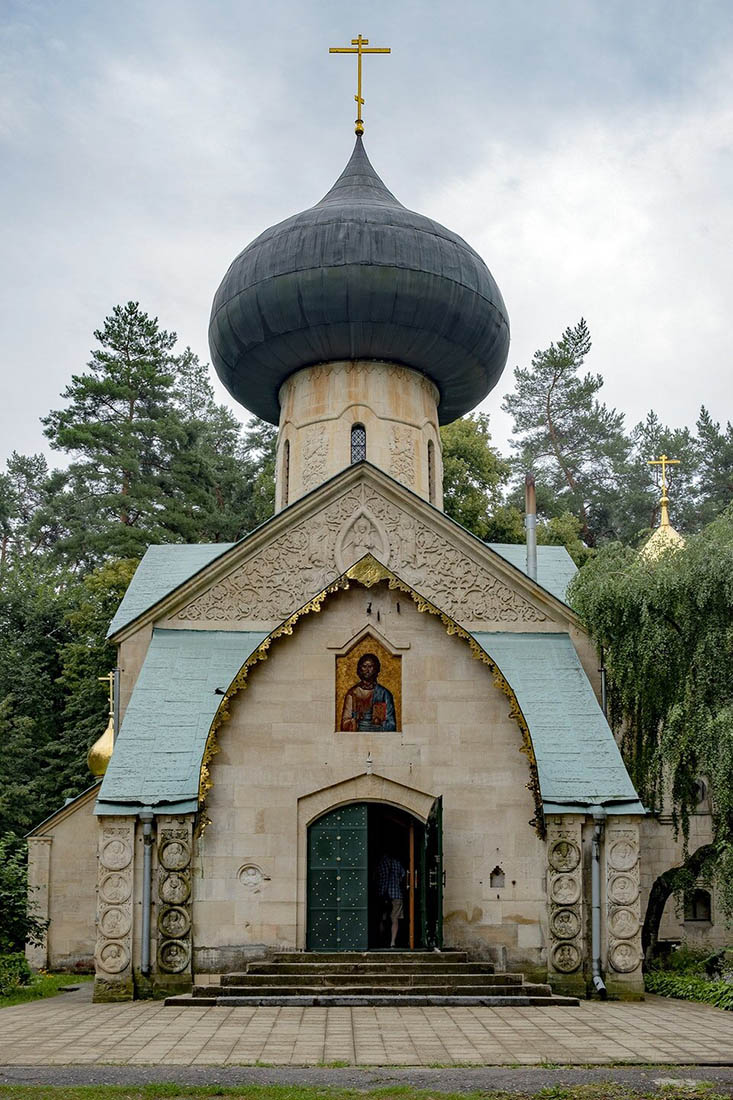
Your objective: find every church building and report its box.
[28,118,664,1004]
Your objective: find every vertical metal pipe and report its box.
[139,809,154,976]
[591,806,607,996]
[113,667,121,742]
[599,647,608,719]
[525,472,537,581]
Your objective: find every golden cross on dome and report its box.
[329,34,391,136]
[648,454,680,527]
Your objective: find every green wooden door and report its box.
[307,803,368,951]
[420,795,443,949]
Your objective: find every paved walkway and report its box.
[1,988,732,1066]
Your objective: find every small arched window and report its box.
[489,866,505,889]
[281,439,290,508]
[351,423,366,464]
[684,888,712,923]
[427,439,436,504]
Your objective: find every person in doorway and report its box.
[375,849,406,948]
[341,652,396,731]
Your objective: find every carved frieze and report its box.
[300,425,329,492]
[175,484,547,625]
[94,819,135,992]
[546,817,583,977]
[606,823,642,978]
[156,819,194,981]
[389,426,416,486]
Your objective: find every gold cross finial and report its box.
[648,454,680,527]
[329,34,391,135]
[98,671,114,717]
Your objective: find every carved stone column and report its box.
[605,817,644,998]
[93,817,135,1002]
[546,815,585,996]
[154,815,194,996]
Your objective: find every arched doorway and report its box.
[306,800,442,951]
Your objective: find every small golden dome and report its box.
[88,713,114,777]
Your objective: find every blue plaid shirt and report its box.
[375,856,405,899]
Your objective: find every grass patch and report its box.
[0,1084,730,1100]
[0,971,92,1008]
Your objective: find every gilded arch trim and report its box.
[197,553,545,838]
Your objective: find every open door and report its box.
[421,795,443,949]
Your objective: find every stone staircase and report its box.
[165,951,579,1006]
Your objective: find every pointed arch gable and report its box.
[199,553,545,836]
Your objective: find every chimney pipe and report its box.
[525,472,537,581]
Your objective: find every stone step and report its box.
[167,992,580,1007]
[269,950,469,964]
[220,971,524,988]
[207,982,552,998]
[238,961,496,976]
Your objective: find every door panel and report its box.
[307,803,368,950]
[423,795,443,949]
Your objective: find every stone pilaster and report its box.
[605,817,644,998]
[25,836,52,970]
[153,815,194,997]
[545,815,585,996]
[93,817,135,1001]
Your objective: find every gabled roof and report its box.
[107,543,234,637]
[473,632,644,814]
[96,628,266,815]
[107,465,580,640]
[487,544,577,604]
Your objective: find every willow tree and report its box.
[568,507,733,957]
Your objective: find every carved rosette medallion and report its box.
[552,942,581,972]
[606,823,642,980]
[94,819,135,987]
[175,484,548,626]
[156,818,194,981]
[546,818,584,979]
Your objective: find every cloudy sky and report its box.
[2,0,731,466]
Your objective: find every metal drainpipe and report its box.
[112,667,121,743]
[590,805,607,997]
[525,472,537,581]
[599,646,608,719]
[139,808,155,976]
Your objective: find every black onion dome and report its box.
[209,137,510,424]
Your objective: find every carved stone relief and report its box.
[156,819,194,982]
[606,823,642,978]
[300,426,329,492]
[94,819,135,994]
[175,484,547,625]
[389,426,416,486]
[546,818,583,978]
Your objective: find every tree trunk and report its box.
[641,843,715,967]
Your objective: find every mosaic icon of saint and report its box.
[340,653,396,732]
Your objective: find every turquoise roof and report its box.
[487,544,577,604]
[96,628,266,815]
[98,624,641,817]
[107,543,235,638]
[472,631,643,813]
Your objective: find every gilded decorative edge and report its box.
[196,553,545,838]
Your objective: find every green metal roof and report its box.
[472,631,644,814]
[107,543,235,638]
[487,544,577,605]
[96,628,266,815]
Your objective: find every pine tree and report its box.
[502,319,630,546]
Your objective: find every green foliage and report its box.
[502,319,630,546]
[0,838,47,953]
[0,952,32,996]
[644,970,733,1010]
[440,413,509,539]
[569,507,733,916]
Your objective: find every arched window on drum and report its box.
[351,423,366,464]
